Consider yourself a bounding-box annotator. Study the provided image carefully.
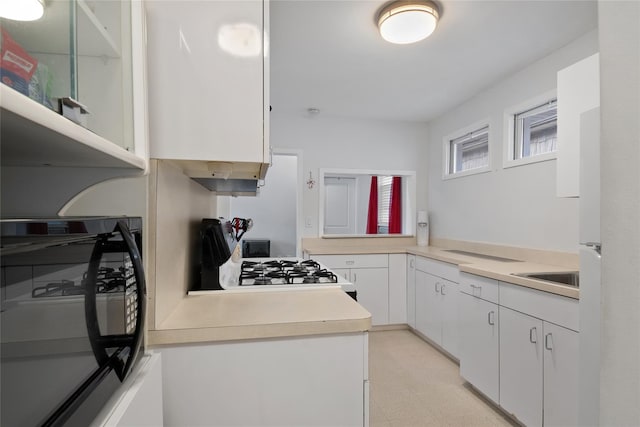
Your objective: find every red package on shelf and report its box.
[1,28,38,95]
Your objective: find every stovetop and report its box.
[239,259,338,286]
[190,257,355,294]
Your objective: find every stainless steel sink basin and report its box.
[443,250,519,263]
[513,271,579,288]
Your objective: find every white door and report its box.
[544,322,579,426]
[324,177,356,235]
[458,292,499,404]
[499,306,543,427]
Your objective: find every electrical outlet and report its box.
[305,216,313,228]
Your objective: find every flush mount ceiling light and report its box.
[377,0,439,45]
[0,0,45,21]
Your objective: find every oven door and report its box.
[0,218,146,427]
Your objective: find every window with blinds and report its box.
[513,99,557,160]
[447,125,490,175]
[377,176,393,233]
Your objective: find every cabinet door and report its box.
[543,322,579,426]
[146,1,265,162]
[332,268,351,283]
[440,280,458,358]
[415,271,440,341]
[499,306,543,427]
[388,254,407,324]
[352,268,389,326]
[458,293,499,404]
[406,255,416,328]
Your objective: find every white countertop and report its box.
[303,238,579,299]
[147,288,371,346]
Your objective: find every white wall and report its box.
[598,1,640,424]
[426,30,598,253]
[270,112,429,237]
[230,153,298,257]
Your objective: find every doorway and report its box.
[230,152,299,257]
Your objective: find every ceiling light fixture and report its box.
[0,0,45,21]
[377,0,439,45]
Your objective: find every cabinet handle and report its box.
[440,283,446,295]
[435,282,441,293]
[469,284,481,297]
[545,333,553,351]
[353,273,357,283]
[409,259,415,268]
[487,311,495,325]
[529,327,538,344]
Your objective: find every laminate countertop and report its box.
[303,239,579,300]
[147,287,371,346]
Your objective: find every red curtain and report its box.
[366,176,378,234]
[388,176,402,234]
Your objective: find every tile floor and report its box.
[369,329,518,427]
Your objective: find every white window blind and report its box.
[377,176,393,230]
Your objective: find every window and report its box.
[513,99,557,160]
[377,176,393,233]
[504,93,558,168]
[444,124,490,177]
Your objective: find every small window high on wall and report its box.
[504,92,558,168]
[443,122,490,179]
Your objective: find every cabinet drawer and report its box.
[313,254,388,269]
[459,273,499,304]
[415,256,459,283]
[499,282,579,331]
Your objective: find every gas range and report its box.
[190,257,355,294]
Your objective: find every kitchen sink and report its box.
[513,271,580,288]
[443,249,519,263]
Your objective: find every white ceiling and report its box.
[270,0,598,123]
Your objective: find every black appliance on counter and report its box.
[0,217,146,427]
[196,218,236,290]
[242,239,270,258]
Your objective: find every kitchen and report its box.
[0,0,638,426]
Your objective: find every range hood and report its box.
[169,160,269,196]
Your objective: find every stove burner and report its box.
[253,277,272,285]
[239,259,338,286]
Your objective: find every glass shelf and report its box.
[1,0,134,151]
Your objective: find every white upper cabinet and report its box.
[0,0,148,216]
[556,53,600,197]
[146,0,269,181]
[1,0,148,162]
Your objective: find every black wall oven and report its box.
[0,217,146,426]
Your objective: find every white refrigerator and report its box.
[578,106,602,425]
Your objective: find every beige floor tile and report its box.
[369,330,517,427]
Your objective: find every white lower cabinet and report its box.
[314,254,390,326]
[459,272,580,426]
[349,267,389,326]
[543,322,579,427]
[499,306,580,427]
[415,270,459,357]
[413,257,460,357]
[406,255,416,328]
[499,306,544,427]
[458,291,499,403]
[159,333,369,427]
